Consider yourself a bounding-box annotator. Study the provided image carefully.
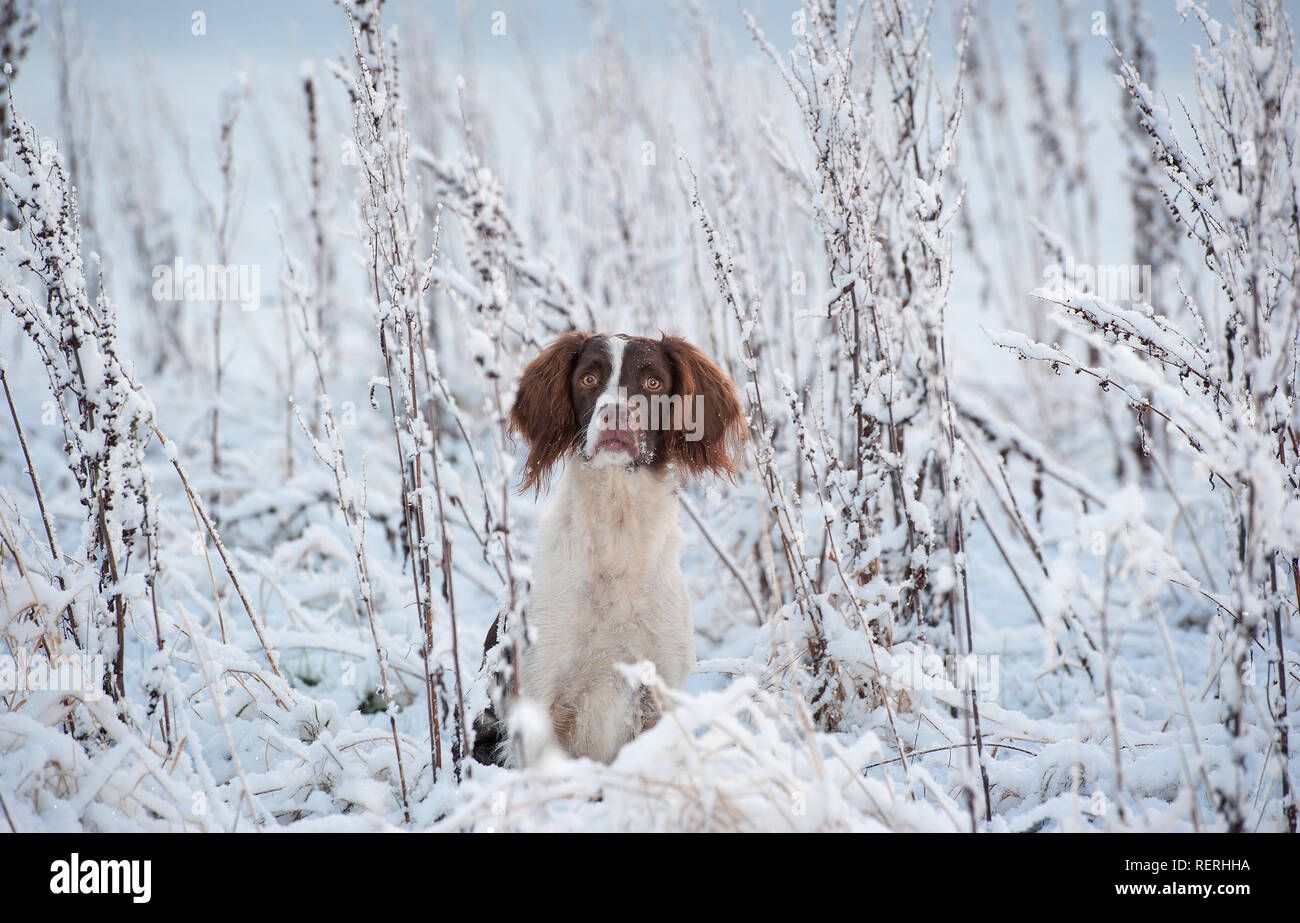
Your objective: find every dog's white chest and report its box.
[518,465,694,762]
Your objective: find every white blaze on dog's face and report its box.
[583,337,638,468]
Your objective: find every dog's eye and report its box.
[581,373,598,387]
[645,376,662,391]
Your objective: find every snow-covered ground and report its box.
[0,0,1296,832]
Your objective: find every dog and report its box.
[473,332,743,765]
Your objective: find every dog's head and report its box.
[509,332,745,492]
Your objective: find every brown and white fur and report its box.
[490,332,743,764]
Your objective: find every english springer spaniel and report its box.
[475,332,743,765]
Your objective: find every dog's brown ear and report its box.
[509,332,589,493]
[661,335,745,481]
